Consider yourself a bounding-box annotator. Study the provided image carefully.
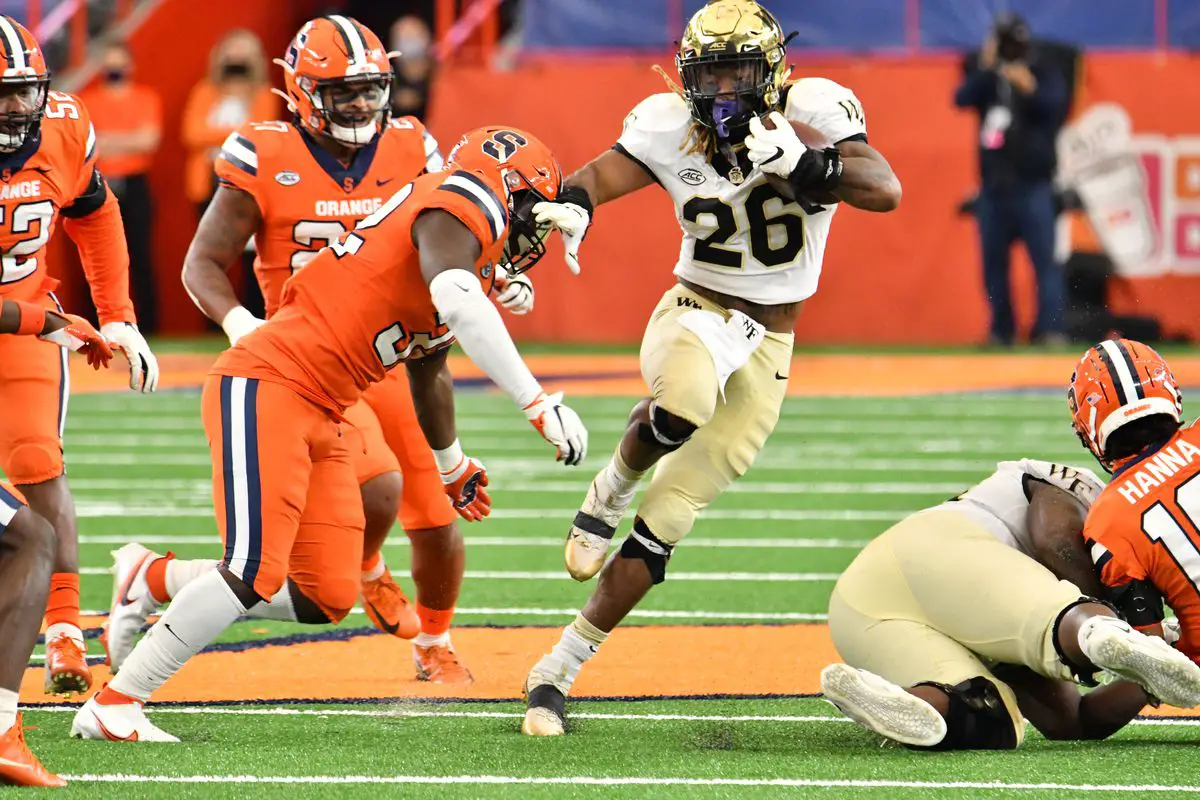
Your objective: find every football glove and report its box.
[533,189,592,275]
[1163,616,1181,646]
[439,452,492,522]
[494,264,535,315]
[524,391,588,466]
[40,313,114,370]
[221,305,266,345]
[746,112,807,178]
[101,322,159,393]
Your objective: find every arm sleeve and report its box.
[63,190,135,325]
[785,78,868,145]
[1085,521,1164,630]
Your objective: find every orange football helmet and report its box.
[0,16,49,152]
[1067,338,1183,470]
[275,15,393,148]
[446,126,564,274]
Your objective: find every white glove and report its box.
[1163,616,1181,646]
[523,391,588,466]
[746,112,807,178]
[493,264,534,315]
[101,322,159,393]
[533,201,589,275]
[221,305,266,346]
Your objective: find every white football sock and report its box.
[44,622,84,648]
[110,569,246,702]
[0,687,17,735]
[413,631,450,648]
[603,450,645,498]
[164,559,219,601]
[362,555,386,583]
[529,613,608,695]
[244,584,297,622]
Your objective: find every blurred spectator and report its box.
[390,15,434,121]
[79,40,162,333]
[181,28,273,318]
[182,29,274,217]
[955,13,1071,347]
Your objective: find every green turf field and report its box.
[18,387,1200,797]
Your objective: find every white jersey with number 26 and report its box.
[614,77,867,305]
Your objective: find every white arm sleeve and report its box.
[429,269,543,409]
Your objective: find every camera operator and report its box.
[955,12,1071,347]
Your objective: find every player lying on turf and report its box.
[522,0,901,735]
[819,458,1200,750]
[1060,340,1200,662]
[140,14,535,684]
[71,126,587,742]
[0,16,159,699]
[0,299,109,786]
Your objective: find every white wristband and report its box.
[433,438,465,476]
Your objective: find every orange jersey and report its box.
[0,91,98,301]
[214,166,508,414]
[1084,424,1200,661]
[214,117,442,316]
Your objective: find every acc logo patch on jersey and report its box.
[678,168,706,186]
[275,171,301,186]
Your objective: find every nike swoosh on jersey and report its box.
[377,178,394,187]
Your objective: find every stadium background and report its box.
[17,0,1200,345]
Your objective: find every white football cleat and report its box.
[565,475,633,581]
[102,543,165,673]
[70,694,179,743]
[820,663,948,747]
[1079,616,1200,709]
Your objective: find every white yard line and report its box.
[74,534,868,549]
[49,773,1200,792]
[73,567,840,582]
[68,607,828,622]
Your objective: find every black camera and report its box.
[993,12,1031,62]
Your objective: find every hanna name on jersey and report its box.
[315,197,384,217]
[0,180,42,200]
[1115,438,1200,504]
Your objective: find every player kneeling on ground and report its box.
[821,458,1200,750]
[71,126,587,743]
[0,298,110,786]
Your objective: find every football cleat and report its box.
[820,663,948,747]
[70,691,179,743]
[1079,616,1200,709]
[413,643,474,684]
[564,474,633,581]
[103,543,166,673]
[43,624,91,696]
[0,714,66,787]
[522,676,567,737]
[361,568,421,640]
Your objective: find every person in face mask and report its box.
[389,16,434,122]
[181,28,276,318]
[79,40,163,332]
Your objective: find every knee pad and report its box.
[618,518,673,584]
[636,402,697,452]
[1051,596,1119,686]
[911,677,1019,751]
[5,440,63,484]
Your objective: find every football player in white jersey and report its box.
[522,0,901,736]
[820,459,1200,750]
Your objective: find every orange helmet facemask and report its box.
[1067,338,1183,472]
[275,15,393,149]
[0,16,49,153]
[446,126,564,275]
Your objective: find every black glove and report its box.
[787,146,843,197]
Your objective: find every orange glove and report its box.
[40,313,114,370]
[434,440,491,522]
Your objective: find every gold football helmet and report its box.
[676,1,791,144]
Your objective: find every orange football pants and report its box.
[201,374,364,621]
[358,369,456,531]
[0,292,69,485]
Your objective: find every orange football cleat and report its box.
[361,569,421,640]
[0,714,66,787]
[43,632,91,696]
[414,644,474,684]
